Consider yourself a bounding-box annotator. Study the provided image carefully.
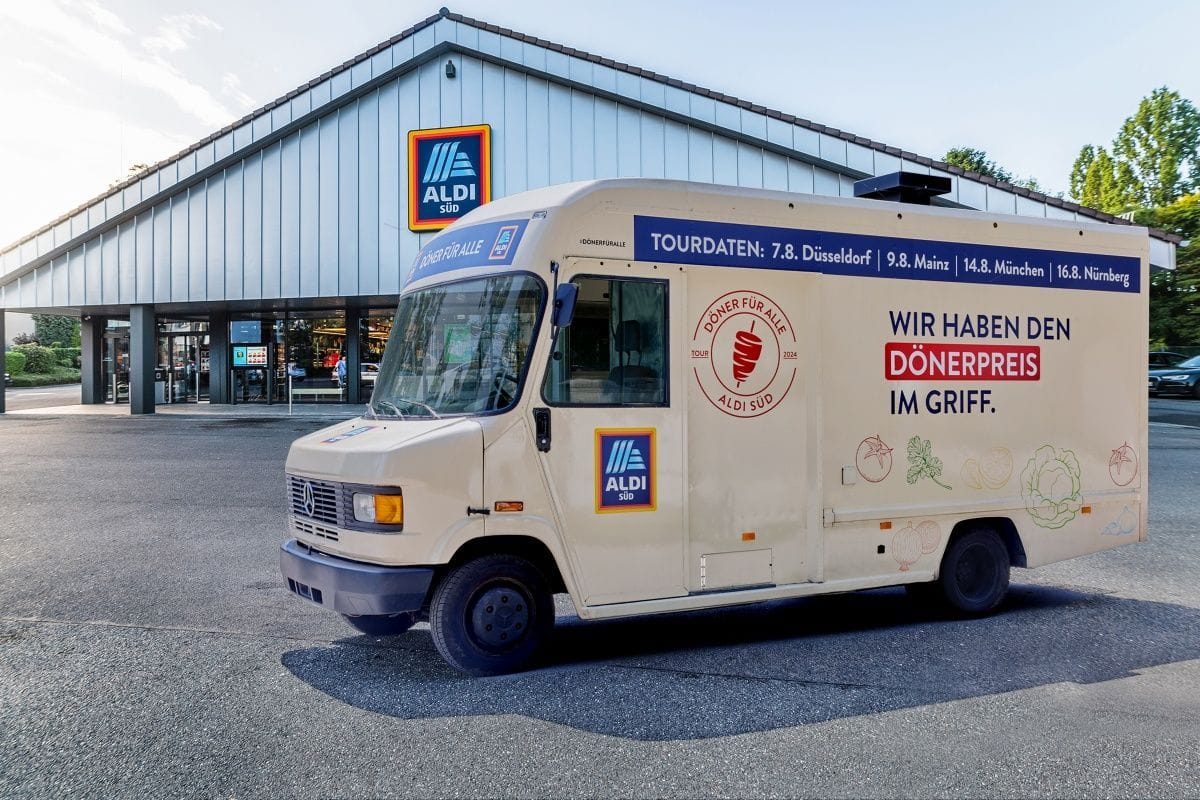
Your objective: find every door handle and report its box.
[533,407,551,452]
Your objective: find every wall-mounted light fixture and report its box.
[445,59,456,79]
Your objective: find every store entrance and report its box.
[157,323,210,404]
[102,324,130,404]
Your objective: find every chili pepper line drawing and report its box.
[732,321,763,386]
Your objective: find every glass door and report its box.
[103,327,130,404]
[158,333,210,403]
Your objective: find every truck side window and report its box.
[543,277,668,406]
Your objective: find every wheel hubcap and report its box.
[470,584,530,649]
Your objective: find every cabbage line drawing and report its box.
[1020,445,1083,529]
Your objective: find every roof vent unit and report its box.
[853,171,952,206]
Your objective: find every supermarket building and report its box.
[0,8,1177,413]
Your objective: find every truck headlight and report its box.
[352,492,404,525]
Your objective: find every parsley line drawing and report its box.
[1108,442,1137,487]
[855,434,894,483]
[1021,444,1083,529]
[906,435,951,490]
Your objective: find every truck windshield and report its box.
[369,274,544,417]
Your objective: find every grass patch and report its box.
[9,368,81,388]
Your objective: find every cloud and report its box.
[221,72,258,112]
[142,13,222,55]
[0,1,236,128]
[77,0,131,36]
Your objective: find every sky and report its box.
[2,0,1199,249]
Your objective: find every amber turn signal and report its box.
[494,501,524,513]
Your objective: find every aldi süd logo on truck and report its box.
[595,429,656,513]
[408,124,491,231]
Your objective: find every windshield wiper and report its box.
[395,397,441,418]
[372,397,441,419]
[371,399,406,419]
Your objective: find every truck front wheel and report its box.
[938,528,1010,615]
[429,554,554,676]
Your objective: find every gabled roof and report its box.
[1,6,1178,276]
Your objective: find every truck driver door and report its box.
[536,263,686,606]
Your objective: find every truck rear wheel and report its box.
[937,528,1010,615]
[342,612,416,636]
[429,553,553,676]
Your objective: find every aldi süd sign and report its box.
[408,124,492,231]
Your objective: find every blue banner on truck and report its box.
[407,218,529,285]
[633,216,1140,293]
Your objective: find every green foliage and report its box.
[943,147,1014,183]
[12,331,36,346]
[1138,194,1200,345]
[14,343,58,373]
[1115,87,1200,207]
[51,347,82,368]
[1071,87,1200,212]
[9,367,80,387]
[31,314,80,349]
[4,349,27,375]
[1069,146,1139,213]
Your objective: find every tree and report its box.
[1070,87,1200,212]
[1137,194,1200,346]
[1115,87,1200,208]
[31,314,79,348]
[943,147,1046,193]
[943,147,1014,183]
[109,163,152,189]
[1069,146,1139,214]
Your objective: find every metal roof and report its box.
[0,6,1179,270]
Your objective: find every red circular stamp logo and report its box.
[691,290,798,418]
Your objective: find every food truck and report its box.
[280,177,1149,675]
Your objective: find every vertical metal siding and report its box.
[358,91,380,298]
[376,80,400,296]
[7,50,1041,311]
[224,165,244,301]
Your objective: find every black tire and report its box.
[429,554,554,676]
[342,612,417,636]
[937,528,1010,615]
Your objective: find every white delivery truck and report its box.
[280,177,1149,675]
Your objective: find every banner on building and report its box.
[407,124,492,231]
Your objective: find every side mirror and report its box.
[551,283,578,328]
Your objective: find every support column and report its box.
[346,306,362,406]
[129,305,156,415]
[80,315,105,404]
[208,310,230,404]
[0,311,6,414]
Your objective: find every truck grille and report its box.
[288,475,342,527]
[292,516,340,542]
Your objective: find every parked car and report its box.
[1151,354,1200,399]
[1148,351,1188,395]
[4,371,11,387]
[1149,350,1186,369]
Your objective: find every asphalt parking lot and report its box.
[0,406,1198,798]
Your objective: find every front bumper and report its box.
[279,539,434,616]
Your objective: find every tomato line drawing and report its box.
[1108,442,1137,487]
[855,435,894,483]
